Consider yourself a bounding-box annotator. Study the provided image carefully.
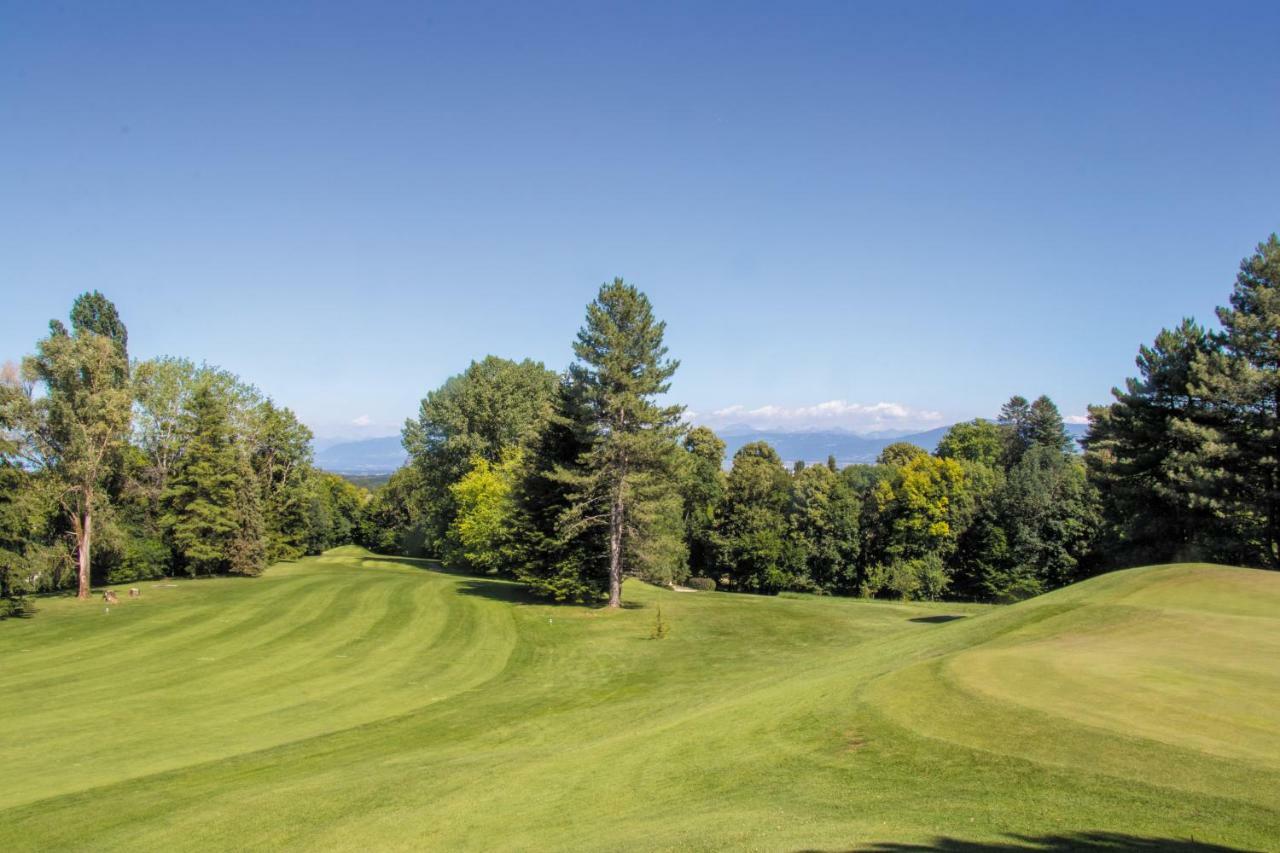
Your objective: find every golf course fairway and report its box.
[1,547,1276,850]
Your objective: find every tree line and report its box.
[354,281,1091,604]
[359,235,1280,607]
[6,233,1278,613]
[0,293,363,615]
[364,332,1094,604]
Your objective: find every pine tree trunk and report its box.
[77,501,92,600]
[607,489,624,608]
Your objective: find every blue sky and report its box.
[3,1,1278,440]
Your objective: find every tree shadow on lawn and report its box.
[454,578,548,606]
[357,555,542,605]
[453,578,646,610]
[908,615,968,624]
[360,554,453,573]
[361,554,661,610]
[810,831,1253,852]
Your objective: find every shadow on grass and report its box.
[454,578,547,606]
[453,578,646,610]
[908,614,967,624]
[361,553,652,610]
[812,832,1252,852]
[359,554,451,572]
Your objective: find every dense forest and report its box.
[4,234,1279,614]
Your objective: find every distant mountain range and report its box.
[314,436,408,474]
[719,426,954,467]
[720,423,1087,466]
[313,424,1088,475]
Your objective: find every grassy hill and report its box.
[0,550,1275,851]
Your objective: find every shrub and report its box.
[110,535,172,583]
[886,554,949,601]
[686,576,716,591]
[859,564,889,598]
[993,576,1044,604]
[0,597,36,620]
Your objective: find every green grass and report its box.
[1,548,1277,851]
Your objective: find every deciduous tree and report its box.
[678,426,725,575]
[716,442,796,592]
[403,356,558,549]
[10,295,133,598]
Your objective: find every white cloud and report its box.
[702,399,945,432]
[351,414,373,427]
[1064,414,1090,425]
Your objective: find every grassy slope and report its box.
[0,549,1276,851]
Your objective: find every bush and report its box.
[886,554,950,601]
[686,576,716,591]
[0,597,36,620]
[993,576,1044,604]
[859,564,889,598]
[109,535,172,583]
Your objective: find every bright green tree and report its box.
[866,454,991,570]
[450,450,524,574]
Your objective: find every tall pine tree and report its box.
[565,279,682,608]
[1189,234,1280,567]
[1085,318,1228,565]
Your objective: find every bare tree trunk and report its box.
[77,500,92,600]
[607,489,623,608]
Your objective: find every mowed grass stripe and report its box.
[0,571,336,678]
[0,559,518,809]
[1,570,379,732]
[1,549,1276,850]
[7,572,379,710]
